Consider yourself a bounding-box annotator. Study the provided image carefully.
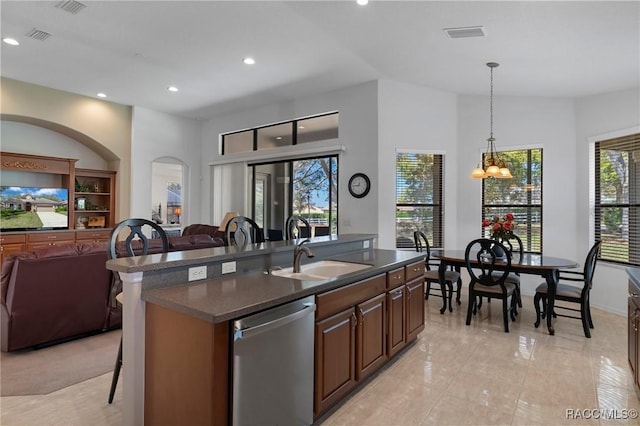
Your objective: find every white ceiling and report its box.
[1,1,638,120]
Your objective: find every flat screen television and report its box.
[0,186,69,231]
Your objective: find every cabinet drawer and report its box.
[76,230,111,241]
[0,234,26,244]
[27,231,76,243]
[316,274,386,320]
[386,267,405,289]
[405,260,425,281]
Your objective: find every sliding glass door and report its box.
[250,156,338,239]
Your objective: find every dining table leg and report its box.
[438,261,448,314]
[543,270,558,335]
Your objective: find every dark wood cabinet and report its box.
[629,277,640,397]
[75,229,111,242]
[356,293,387,380]
[406,276,426,342]
[314,307,357,416]
[314,262,426,419]
[387,285,406,358]
[26,231,76,250]
[0,152,117,254]
[0,234,25,265]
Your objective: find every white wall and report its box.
[377,79,458,249]
[574,88,640,315]
[131,107,202,226]
[201,81,379,230]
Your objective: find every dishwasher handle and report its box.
[233,302,316,342]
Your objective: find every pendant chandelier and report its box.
[471,62,513,179]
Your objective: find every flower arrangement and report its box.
[482,213,515,240]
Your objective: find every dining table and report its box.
[432,249,578,335]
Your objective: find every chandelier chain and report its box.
[489,65,494,140]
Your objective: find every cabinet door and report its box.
[405,276,425,342]
[636,308,640,393]
[629,298,637,382]
[0,243,26,265]
[356,293,387,381]
[630,297,640,393]
[0,234,26,264]
[387,286,406,359]
[315,307,356,417]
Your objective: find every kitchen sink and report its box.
[271,260,372,280]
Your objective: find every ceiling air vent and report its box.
[55,0,87,14]
[26,28,52,41]
[444,26,486,39]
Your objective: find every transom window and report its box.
[594,133,639,266]
[221,112,338,155]
[482,148,543,253]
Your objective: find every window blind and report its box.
[395,153,444,248]
[595,133,640,266]
[481,148,543,253]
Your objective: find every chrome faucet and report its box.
[293,239,315,273]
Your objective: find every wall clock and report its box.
[348,173,371,198]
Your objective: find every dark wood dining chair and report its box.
[465,238,518,333]
[413,231,461,311]
[534,240,601,338]
[285,215,311,239]
[487,234,524,312]
[225,216,264,247]
[107,218,169,404]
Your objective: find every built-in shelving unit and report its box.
[0,151,116,262]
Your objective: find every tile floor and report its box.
[1,292,639,426]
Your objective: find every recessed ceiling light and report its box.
[2,38,19,46]
[168,86,179,92]
[243,57,255,65]
[97,93,107,98]
[357,0,368,5]
[298,126,305,129]
[276,136,282,140]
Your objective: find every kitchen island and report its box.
[106,234,425,425]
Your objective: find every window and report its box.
[595,133,639,266]
[221,112,338,155]
[482,148,543,253]
[395,152,443,249]
[250,156,338,238]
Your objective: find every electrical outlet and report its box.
[188,265,207,282]
[363,240,370,249]
[222,261,236,274]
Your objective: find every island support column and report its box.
[121,271,145,426]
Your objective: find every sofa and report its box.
[1,233,225,352]
[182,223,226,240]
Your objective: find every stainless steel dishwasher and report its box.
[232,296,316,426]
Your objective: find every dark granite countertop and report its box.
[142,249,424,324]
[106,233,374,273]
